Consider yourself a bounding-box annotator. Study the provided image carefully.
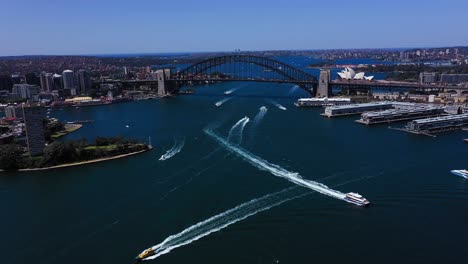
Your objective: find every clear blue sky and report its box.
[1,0,467,56]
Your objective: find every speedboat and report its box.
[344,192,370,207]
[451,169,468,179]
[136,248,155,261]
[215,102,222,107]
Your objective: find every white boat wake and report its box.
[227,117,250,144]
[159,137,186,161]
[224,87,240,95]
[204,129,347,201]
[252,106,268,125]
[287,85,300,96]
[142,186,308,260]
[215,97,232,107]
[268,100,287,110]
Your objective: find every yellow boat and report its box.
[135,248,155,261]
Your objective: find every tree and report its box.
[0,144,23,170]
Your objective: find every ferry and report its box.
[451,169,468,179]
[344,192,370,207]
[135,248,156,261]
[295,97,351,107]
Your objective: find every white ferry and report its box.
[344,192,370,207]
[295,97,351,107]
[451,169,468,179]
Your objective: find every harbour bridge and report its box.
[108,54,468,97]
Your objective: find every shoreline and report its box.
[16,146,152,172]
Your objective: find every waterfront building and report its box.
[40,72,47,91]
[45,73,54,92]
[323,102,395,117]
[405,113,468,134]
[52,74,63,90]
[337,67,374,81]
[357,107,445,125]
[21,104,46,156]
[419,72,438,84]
[77,70,92,95]
[62,70,76,95]
[440,74,468,84]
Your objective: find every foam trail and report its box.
[268,100,287,111]
[215,97,232,107]
[227,117,250,144]
[224,87,240,95]
[287,85,300,96]
[205,129,347,201]
[253,106,268,125]
[143,187,308,260]
[159,137,186,161]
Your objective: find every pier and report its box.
[397,113,468,136]
[322,102,395,117]
[356,106,446,125]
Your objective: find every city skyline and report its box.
[1,0,468,56]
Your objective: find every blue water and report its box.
[0,60,467,264]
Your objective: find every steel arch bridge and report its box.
[174,54,318,95]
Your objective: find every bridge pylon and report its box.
[317,69,332,98]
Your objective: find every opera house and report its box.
[337,67,374,81]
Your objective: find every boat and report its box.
[451,169,468,179]
[215,102,222,107]
[344,192,370,207]
[464,138,468,143]
[295,97,351,107]
[224,91,232,95]
[135,248,156,261]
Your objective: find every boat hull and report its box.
[451,170,468,179]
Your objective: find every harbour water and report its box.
[1,80,468,264]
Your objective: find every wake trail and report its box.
[287,85,300,96]
[227,117,250,144]
[159,137,186,161]
[252,106,268,125]
[204,129,347,201]
[268,99,287,110]
[215,97,232,107]
[143,187,308,260]
[224,87,240,95]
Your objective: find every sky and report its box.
[0,0,467,56]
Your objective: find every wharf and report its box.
[393,114,468,137]
[322,102,396,117]
[356,107,446,125]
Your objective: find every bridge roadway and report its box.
[103,78,468,92]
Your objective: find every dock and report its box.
[321,102,395,117]
[396,113,468,136]
[356,107,446,125]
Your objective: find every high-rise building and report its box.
[25,73,40,86]
[21,105,46,156]
[11,74,22,84]
[12,84,40,99]
[62,70,75,95]
[52,74,63,90]
[0,75,13,91]
[77,70,92,94]
[40,72,48,91]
